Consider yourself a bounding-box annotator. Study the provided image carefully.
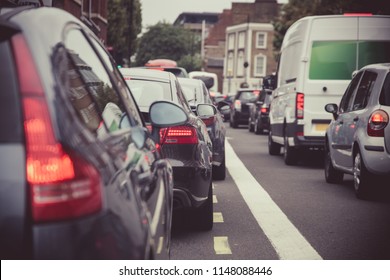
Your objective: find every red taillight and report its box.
[12,34,102,222]
[201,116,216,126]
[344,13,372,16]
[296,93,304,119]
[260,107,268,113]
[234,100,241,110]
[367,110,389,137]
[160,126,198,144]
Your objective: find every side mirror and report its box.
[197,104,216,117]
[149,100,188,143]
[325,103,339,119]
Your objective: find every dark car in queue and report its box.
[0,5,179,260]
[178,77,226,180]
[324,63,390,199]
[248,76,275,134]
[120,68,215,230]
[230,88,260,128]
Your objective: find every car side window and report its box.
[175,80,192,113]
[352,70,377,111]
[339,71,362,113]
[64,28,130,136]
[379,73,390,106]
[90,37,143,127]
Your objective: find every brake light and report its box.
[12,34,102,222]
[201,116,216,126]
[296,93,304,119]
[344,13,372,16]
[367,110,389,137]
[260,106,268,113]
[234,100,242,110]
[160,126,198,144]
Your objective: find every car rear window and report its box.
[0,39,23,143]
[380,73,390,106]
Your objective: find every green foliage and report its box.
[107,0,142,66]
[273,0,390,55]
[135,22,201,70]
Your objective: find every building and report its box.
[223,0,280,94]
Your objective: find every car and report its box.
[143,59,189,77]
[0,5,179,260]
[324,63,390,199]
[268,14,390,166]
[230,88,260,128]
[248,76,274,134]
[120,68,215,230]
[178,77,226,180]
[217,94,234,122]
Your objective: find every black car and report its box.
[120,68,215,230]
[178,77,226,180]
[230,88,260,128]
[248,78,274,134]
[0,5,179,259]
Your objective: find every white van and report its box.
[189,71,219,93]
[268,14,390,165]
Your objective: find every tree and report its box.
[135,22,201,70]
[273,0,390,54]
[107,0,142,66]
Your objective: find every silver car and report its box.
[324,63,390,199]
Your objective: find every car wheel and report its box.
[268,130,281,155]
[324,143,343,183]
[353,151,371,199]
[254,117,262,135]
[192,182,213,231]
[213,155,226,180]
[284,132,298,165]
[248,117,254,132]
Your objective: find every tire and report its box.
[192,182,213,231]
[248,118,254,132]
[268,130,281,155]
[284,132,298,165]
[213,156,226,180]
[324,143,344,183]
[254,117,262,135]
[353,151,371,199]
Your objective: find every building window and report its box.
[254,55,266,77]
[227,52,234,77]
[228,33,235,50]
[237,50,244,77]
[238,31,246,49]
[256,32,267,49]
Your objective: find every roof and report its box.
[119,67,174,82]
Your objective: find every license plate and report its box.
[313,123,329,132]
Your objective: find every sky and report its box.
[140,0,288,29]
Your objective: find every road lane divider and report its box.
[213,212,224,223]
[225,141,322,260]
[214,236,232,254]
[213,195,218,203]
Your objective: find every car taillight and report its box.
[12,34,102,222]
[296,93,304,119]
[160,126,198,144]
[367,110,389,137]
[201,116,216,126]
[234,100,241,110]
[260,106,268,113]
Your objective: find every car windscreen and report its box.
[124,79,171,110]
[181,84,203,105]
[309,41,390,80]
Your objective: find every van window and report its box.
[309,41,357,80]
[358,41,390,69]
[309,41,390,80]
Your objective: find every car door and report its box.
[331,71,362,168]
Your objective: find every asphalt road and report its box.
[171,125,390,260]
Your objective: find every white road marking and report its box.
[213,195,218,203]
[213,212,224,223]
[225,141,322,260]
[214,236,232,254]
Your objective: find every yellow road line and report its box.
[213,212,224,223]
[214,236,232,255]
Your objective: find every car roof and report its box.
[361,63,390,71]
[120,67,176,82]
[177,77,204,86]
